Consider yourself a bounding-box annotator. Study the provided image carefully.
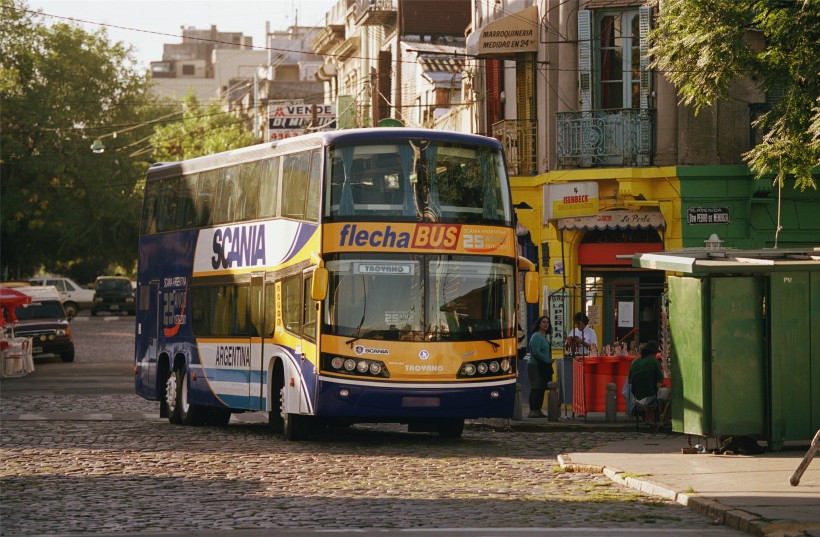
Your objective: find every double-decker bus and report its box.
[135,128,537,440]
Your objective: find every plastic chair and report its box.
[630,369,661,431]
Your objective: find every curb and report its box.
[557,454,813,537]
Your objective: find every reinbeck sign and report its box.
[477,5,539,55]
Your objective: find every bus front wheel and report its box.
[283,412,310,441]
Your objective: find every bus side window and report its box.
[306,150,321,222]
[281,152,309,220]
[197,170,219,227]
[214,166,239,224]
[302,273,316,341]
[238,161,260,222]
[281,276,301,334]
[156,177,179,232]
[259,157,280,218]
[177,174,198,229]
[191,286,209,336]
[233,284,249,336]
[263,282,276,337]
[141,180,159,235]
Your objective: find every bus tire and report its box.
[283,412,310,441]
[268,365,285,433]
[178,369,206,426]
[166,368,205,426]
[206,407,231,426]
[437,418,465,439]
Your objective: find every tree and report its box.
[150,93,257,162]
[648,0,819,190]
[0,0,164,281]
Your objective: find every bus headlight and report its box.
[356,360,369,373]
[369,362,382,375]
[457,357,516,379]
[331,357,344,370]
[344,359,356,371]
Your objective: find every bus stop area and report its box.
[495,247,820,536]
[474,411,820,537]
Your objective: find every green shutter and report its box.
[639,6,652,110]
[578,9,592,111]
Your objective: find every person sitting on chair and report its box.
[628,340,668,425]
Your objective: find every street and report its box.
[0,316,746,536]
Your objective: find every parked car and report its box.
[91,276,136,316]
[7,286,75,362]
[28,276,94,318]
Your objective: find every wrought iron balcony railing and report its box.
[556,109,655,168]
[354,0,397,26]
[491,119,537,176]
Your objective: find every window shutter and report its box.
[486,59,503,128]
[639,6,652,110]
[578,9,592,111]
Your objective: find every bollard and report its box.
[605,382,617,423]
[547,381,559,422]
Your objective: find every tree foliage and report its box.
[0,0,256,282]
[648,0,819,190]
[0,0,163,281]
[150,93,256,163]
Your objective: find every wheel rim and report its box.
[165,373,178,413]
[181,371,190,414]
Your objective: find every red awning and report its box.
[557,210,666,231]
[0,288,32,326]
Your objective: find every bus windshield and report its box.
[326,141,511,224]
[323,254,515,342]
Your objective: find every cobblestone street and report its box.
[0,317,736,535]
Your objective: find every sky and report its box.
[25,0,339,69]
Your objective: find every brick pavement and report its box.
[0,403,744,535]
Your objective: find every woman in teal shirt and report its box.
[526,315,553,418]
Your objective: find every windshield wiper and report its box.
[482,339,500,351]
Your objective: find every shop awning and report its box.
[557,210,666,231]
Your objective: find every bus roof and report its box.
[146,128,503,181]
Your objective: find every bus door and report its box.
[139,280,160,398]
[249,272,265,410]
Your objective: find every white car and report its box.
[28,276,94,318]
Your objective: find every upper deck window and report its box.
[325,141,511,225]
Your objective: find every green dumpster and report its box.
[633,249,820,451]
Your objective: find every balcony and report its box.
[354,0,397,26]
[492,119,537,176]
[556,109,655,168]
[311,25,345,55]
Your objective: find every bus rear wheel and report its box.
[166,368,205,426]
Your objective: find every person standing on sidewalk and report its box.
[527,315,553,418]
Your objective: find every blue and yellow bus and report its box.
[135,128,537,439]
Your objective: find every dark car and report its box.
[7,286,75,362]
[91,276,136,316]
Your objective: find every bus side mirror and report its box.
[524,271,539,304]
[311,267,328,301]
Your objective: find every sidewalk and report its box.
[486,409,820,537]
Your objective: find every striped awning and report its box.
[557,210,666,231]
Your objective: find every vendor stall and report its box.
[572,354,635,416]
[1,287,35,378]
